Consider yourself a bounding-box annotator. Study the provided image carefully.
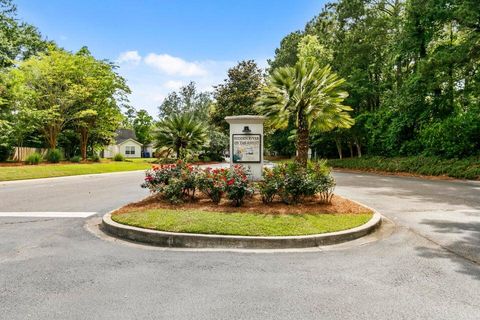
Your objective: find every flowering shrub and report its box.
[142,160,198,203]
[197,168,228,204]
[257,169,280,203]
[225,165,254,207]
[260,161,335,204]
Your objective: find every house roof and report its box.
[114,129,138,144]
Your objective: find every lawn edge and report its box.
[101,209,382,249]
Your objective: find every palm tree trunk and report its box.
[295,111,309,168]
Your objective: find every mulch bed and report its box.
[113,193,372,216]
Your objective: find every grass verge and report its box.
[112,209,373,236]
[328,156,480,180]
[0,160,153,181]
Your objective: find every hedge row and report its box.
[327,156,480,180]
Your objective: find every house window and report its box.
[125,146,136,155]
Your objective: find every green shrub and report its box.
[25,153,42,165]
[113,153,125,162]
[225,165,254,207]
[90,154,101,162]
[45,149,62,163]
[262,161,336,204]
[141,160,198,203]
[327,156,480,180]
[197,167,228,204]
[70,155,81,163]
[0,144,13,162]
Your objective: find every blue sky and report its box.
[16,0,326,116]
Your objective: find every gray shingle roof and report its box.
[114,129,138,144]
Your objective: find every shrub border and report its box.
[101,209,382,249]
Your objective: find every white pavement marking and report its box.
[0,212,97,218]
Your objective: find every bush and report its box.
[0,144,13,162]
[45,149,62,163]
[197,167,228,204]
[70,155,81,163]
[328,156,480,180]
[225,165,254,207]
[90,154,101,162]
[261,161,335,204]
[141,160,198,203]
[113,153,124,162]
[25,153,42,165]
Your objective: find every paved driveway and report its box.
[0,170,479,319]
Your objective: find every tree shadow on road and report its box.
[416,220,480,281]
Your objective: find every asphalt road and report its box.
[0,170,479,319]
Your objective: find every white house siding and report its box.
[103,145,119,158]
[118,140,142,158]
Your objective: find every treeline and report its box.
[268,0,480,159]
[0,0,129,161]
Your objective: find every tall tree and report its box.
[257,58,353,167]
[133,109,154,146]
[210,60,263,132]
[158,81,211,122]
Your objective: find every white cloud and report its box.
[117,50,142,65]
[115,50,268,117]
[163,80,184,90]
[144,53,207,77]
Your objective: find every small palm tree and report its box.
[256,60,353,167]
[155,113,207,159]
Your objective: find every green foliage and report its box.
[132,109,154,146]
[200,129,228,162]
[261,161,336,204]
[70,155,81,163]
[158,82,211,122]
[328,156,480,180]
[90,153,101,162]
[113,153,125,162]
[210,60,263,132]
[257,59,353,166]
[0,144,12,161]
[225,165,253,207]
[268,0,480,159]
[420,110,480,158]
[0,0,48,68]
[45,149,62,163]
[155,113,207,160]
[25,152,41,165]
[197,167,228,204]
[141,161,198,204]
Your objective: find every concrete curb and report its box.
[101,211,382,249]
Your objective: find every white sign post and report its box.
[225,115,266,181]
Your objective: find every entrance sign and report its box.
[225,115,266,181]
[232,134,261,163]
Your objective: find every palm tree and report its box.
[155,113,207,159]
[256,60,353,167]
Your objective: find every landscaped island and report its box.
[109,161,375,240]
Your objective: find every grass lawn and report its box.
[112,209,373,236]
[0,159,154,181]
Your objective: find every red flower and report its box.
[227,178,235,186]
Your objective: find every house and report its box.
[102,129,144,158]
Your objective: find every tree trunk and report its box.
[80,127,88,160]
[334,138,343,159]
[354,136,362,158]
[348,141,354,158]
[295,110,309,168]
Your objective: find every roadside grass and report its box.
[112,209,373,236]
[0,159,153,181]
[328,156,480,180]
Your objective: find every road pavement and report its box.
[0,169,479,319]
